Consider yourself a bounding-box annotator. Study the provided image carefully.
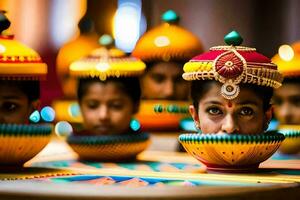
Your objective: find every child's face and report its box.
[79,82,135,135]
[189,83,272,135]
[273,83,300,124]
[141,62,189,100]
[0,84,34,124]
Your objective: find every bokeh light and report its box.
[68,103,81,118]
[41,106,55,122]
[154,36,170,47]
[113,0,146,53]
[55,121,73,137]
[279,44,294,61]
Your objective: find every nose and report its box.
[278,103,293,124]
[220,114,239,134]
[98,105,109,121]
[163,80,175,99]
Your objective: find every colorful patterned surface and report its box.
[1,139,300,190]
[31,160,204,173]
[34,174,271,187]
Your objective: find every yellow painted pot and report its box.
[67,133,150,161]
[0,124,52,166]
[179,132,285,172]
[278,125,300,154]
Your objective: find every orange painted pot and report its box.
[135,100,190,131]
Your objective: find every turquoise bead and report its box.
[99,34,113,46]
[161,10,179,23]
[224,31,243,46]
[29,110,40,123]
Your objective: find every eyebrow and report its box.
[203,101,223,106]
[236,100,260,106]
[203,100,260,106]
[1,95,22,100]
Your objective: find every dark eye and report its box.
[151,74,165,83]
[240,107,253,116]
[109,102,124,110]
[206,107,222,115]
[86,101,99,109]
[290,96,300,107]
[272,97,282,106]
[2,102,18,113]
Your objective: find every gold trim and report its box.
[183,66,283,89]
[210,45,256,51]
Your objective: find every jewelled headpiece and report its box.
[183,31,283,99]
[272,42,300,78]
[132,10,203,62]
[69,35,145,81]
[0,11,47,80]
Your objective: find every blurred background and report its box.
[0,0,299,105]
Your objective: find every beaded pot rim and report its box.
[178,132,285,144]
[277,125,300,138]
[67,132,150,145]
[183,31,283,100]
[278,129,300,138]
[0,123,52,136]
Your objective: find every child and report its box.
[53,16,99,125]
[69,35,145,135]
[132,10,203,100]
[0,12,47,124]
[183,31,283,135]
[0,80,40,124]
[77,77,141,135]
[272,42,300,125]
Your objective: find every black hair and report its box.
[77,76,141,113]
[0,80,40,102]
[191,80,273,112]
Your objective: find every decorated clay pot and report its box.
[0,124,52,166]
[277,125,300,154]
[67,132,150,161]
[179,132,285,172]
[135,100,190,131]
